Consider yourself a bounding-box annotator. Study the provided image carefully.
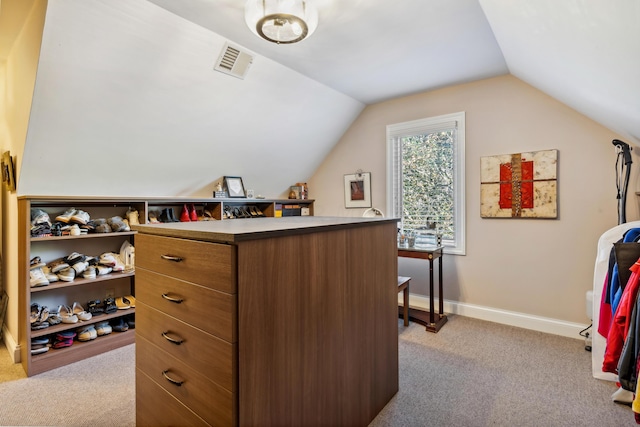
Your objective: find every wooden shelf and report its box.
[30,231,136,242]
[30,271,135,293]
[29,329,135,376]
[30,308,135,338]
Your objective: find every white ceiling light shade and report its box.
[245,0,318,44]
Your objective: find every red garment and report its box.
[603,259,640,373]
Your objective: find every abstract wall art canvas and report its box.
[480,149,558,218]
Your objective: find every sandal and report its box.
[115,297,130,310]
[72,302,92,321]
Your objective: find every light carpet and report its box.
[0,314,633,426]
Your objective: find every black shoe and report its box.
[111,317,129,332]
[167,208,179,222]
[103,298,117,314]
[87,299,104,316]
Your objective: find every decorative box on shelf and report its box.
[213,191,227,198]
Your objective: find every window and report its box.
[386,111,465,255]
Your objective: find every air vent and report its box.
[214,43,253,79]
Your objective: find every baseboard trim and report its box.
[400,294,588,340]
[2,325,21,363]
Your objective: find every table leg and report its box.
[438,255,444,316]
[429,258,435,325]
[403,284,409,327]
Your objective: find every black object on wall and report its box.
[613,139,633,224]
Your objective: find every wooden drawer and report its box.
[136,301,236,392]
[135,234,236,293]
[137,336,236,427]
[136,368,210,427]
[136,268,236,343]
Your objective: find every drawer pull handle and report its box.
[162,370,184,387]
[161,254,184,262]
[161,293,184,304]
[162,331,184,345]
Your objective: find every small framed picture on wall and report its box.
[344,172,371,208]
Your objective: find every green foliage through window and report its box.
[401,130,455,240]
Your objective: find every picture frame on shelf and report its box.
[344,172,371,208]
[224,176,246,198]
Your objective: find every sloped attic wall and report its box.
[18,0,363,198]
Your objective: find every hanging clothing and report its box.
[603,257,640,373]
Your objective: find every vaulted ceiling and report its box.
[147,0,640,144]
[2,0,639,198]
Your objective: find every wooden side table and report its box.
[398,245,447,333]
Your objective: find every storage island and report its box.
[132,216,399,427]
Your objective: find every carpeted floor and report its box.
[0,315,633,426]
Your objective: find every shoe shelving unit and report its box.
[18,197,145,376]
[145,197,314,222]
[18,196,314,376]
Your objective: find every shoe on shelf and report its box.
[30,304,41,324]
[126,314,135,329]
[108,216,130,232]
[82,266,96,279]
[30,267,49,288]
[115,297,130,310]
[55,208,76,223]
[148,211,160,224]
[190,204,198,221]
[47,312,61,325]
[126,208,140,225]
[53,331,75,349]
[180,204,191,222]
[69,224,82,236]
[93,218,111,233]
[96,265,113,276]
[31,337,50,346]
[77,325,98,341]
[30,256,46,269]
[95,321,112,336]
[65,252,86,265]
[87,300,105,316]
[31,345,50,355]
[71,260,88,275]
[123,295,136,308]
[31,209,51,226]
[70,210,90,225]
[42,265,59,283]
[58,305,78,323]
[47,258,70,273]
[57,267,76,282]
[103,298,117,314]
[111,317,129,332]
[72,302,92,321]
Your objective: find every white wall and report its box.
[19,0,363,198]
[310,75,638,335]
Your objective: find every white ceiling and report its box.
[146,0,640,144]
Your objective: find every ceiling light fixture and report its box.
[245,0,318,44]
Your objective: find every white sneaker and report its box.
[77,325,97,341]
[57,267,76,282]
[42,266,59,283]
[55,208,77,223]
[70,210,90,225]
[69,224,81,236]
[82,266,96,280]
[30,268,49,287]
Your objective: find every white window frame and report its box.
[386,111,466,255]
